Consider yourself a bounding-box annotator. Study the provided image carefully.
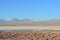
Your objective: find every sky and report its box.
[0,0,60,20]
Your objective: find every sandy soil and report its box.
[0,31,60,40]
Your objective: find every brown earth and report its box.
[1,24,60,26]
[0,31,60,40]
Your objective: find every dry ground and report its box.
[0,31,60,40]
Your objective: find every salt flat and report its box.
[0,26,60,30]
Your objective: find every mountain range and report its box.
[0,18,60,26]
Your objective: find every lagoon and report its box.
[0,26,60,30]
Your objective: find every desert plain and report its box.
[0,26,60,40]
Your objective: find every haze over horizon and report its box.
[0,0,60,20]
[0,18,60,21]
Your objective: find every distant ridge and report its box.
[0,18,60,26]
[0,19,6,23]
[10,18,20,22]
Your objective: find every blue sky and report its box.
[0,0,60,20]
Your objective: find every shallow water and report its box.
[0,26,60,30]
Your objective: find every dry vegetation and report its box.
[0,31,60,40]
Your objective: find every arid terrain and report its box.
[0,31,60,40]
[0,26,60,40]
[1,18,60,26]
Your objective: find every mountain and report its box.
[0,19,6,23]
[0,18,35,26]
[0,18,60,26]
[10,18,20,22]
[20,19,34,23]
